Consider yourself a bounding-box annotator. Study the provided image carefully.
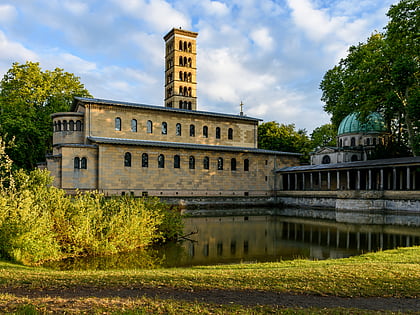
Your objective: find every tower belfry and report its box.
[164,28,198,110]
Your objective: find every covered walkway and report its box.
[276,157,420,192]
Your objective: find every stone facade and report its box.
[48,98,299,196]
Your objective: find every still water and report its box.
[44,215,420,270]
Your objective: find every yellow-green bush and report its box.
[0,168,183,265]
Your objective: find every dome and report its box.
[337,112,387,136]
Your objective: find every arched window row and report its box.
[179,71,192,82]
[74,157,87,169]
[123,153,250,171]
[179,40,193,52]
[113,118,234,140]
[179,56,193,67]
[178,86,192,97]
[179,101,192,110]
[54,120,83,132]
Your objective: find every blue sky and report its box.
[0,0,397,132]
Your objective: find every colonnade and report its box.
[279,159,420,191]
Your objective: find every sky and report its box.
[0,0,398,133]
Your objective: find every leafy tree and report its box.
[258,121,311,163]
[320,0,419,156]
[0,61,92,170]
[310,124,337,149]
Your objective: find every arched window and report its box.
[184,57,187,66]
[188,58,192,67]
[244,159,249,171]
[351,155,358,162]
[339,139,343,147]
[228,128,233,140]
[179,100,183,108]
[179,86,183,95]
[174,155,181,168]
[80,157,87,169]
[189,156,195,169]
[74,157,80,169]
[115,117,121,131]
[366,138,371,146]
[176,123,182,136]
[162,122,167,135]
[188,87,192,96]
[184,72,187,81]
[179,71,183,81]
[179,56,183,66]
[76,120,82,131]
[63,120,68,131]
[203,156,210,170]
[147,120,153,133]
[350,137,356,147]
[373,138,377,146]
[188,102,192,110]
[188,42,192,52]
[322,155,331,164]
[57,121,62,131]
[203,126,208,138]
[183,41,187,51]
[131,119,137,132]
[231,158,237,171]
[69,120,75,131]
[158,154,165,168]
[179,40,183,50]
[216,127,221,139]
[184,87,188,96]
[217,157,223,170]
[124,152,131,167]
[188,72,192,82]
[190,124,195,137]
[142,153,148,168]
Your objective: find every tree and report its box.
[310,124,337,149]
[320,0,419,156]
[258,121,311,163]
[0,61,91,169]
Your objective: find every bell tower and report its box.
[164,28,198,110]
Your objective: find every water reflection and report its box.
[44,215,420,270]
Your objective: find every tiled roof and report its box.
[88,136,301,156]
[73,97,262,122]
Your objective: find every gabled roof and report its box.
[72,97,262,123]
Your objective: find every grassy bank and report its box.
[1,246,419,314]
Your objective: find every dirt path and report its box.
[2,286,420,312]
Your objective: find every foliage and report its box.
[310,124,337,149]
[0,61,92,170]
[319,0,419,156]
[0,142,183,265]
[258,121,311,163]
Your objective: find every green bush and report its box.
[0,167,183,265]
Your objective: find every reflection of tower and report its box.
[164,28,198,110]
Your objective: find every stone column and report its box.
[407,167,411,190]
[295,173,298,190]
[393,168,397,190]
[319,172,322,190]
[302,173,305,190]
[310,173,313,190]
[327,171,331,190]
[368,169,372,190]
[346,170,350,190]
[380,169,384,190]
[336,171,340,190]
[357,170,361,190]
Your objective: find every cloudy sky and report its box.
[0,0,397,133]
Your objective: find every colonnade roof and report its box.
[276,156,420,173]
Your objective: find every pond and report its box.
[43,215,420,270]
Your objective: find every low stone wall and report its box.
[277,190,420,226]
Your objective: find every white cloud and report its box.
[63,1,88,16]
[0,4,17,24]
[201,1,229,16]
[250,27,274,52]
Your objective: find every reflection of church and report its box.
[310,112,389,165]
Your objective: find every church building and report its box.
[46,28,300,197]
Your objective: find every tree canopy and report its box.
[0,61,91,169]
[258,121,311,163]
[320,0,419,156]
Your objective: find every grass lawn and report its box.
[0,246,419,314]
